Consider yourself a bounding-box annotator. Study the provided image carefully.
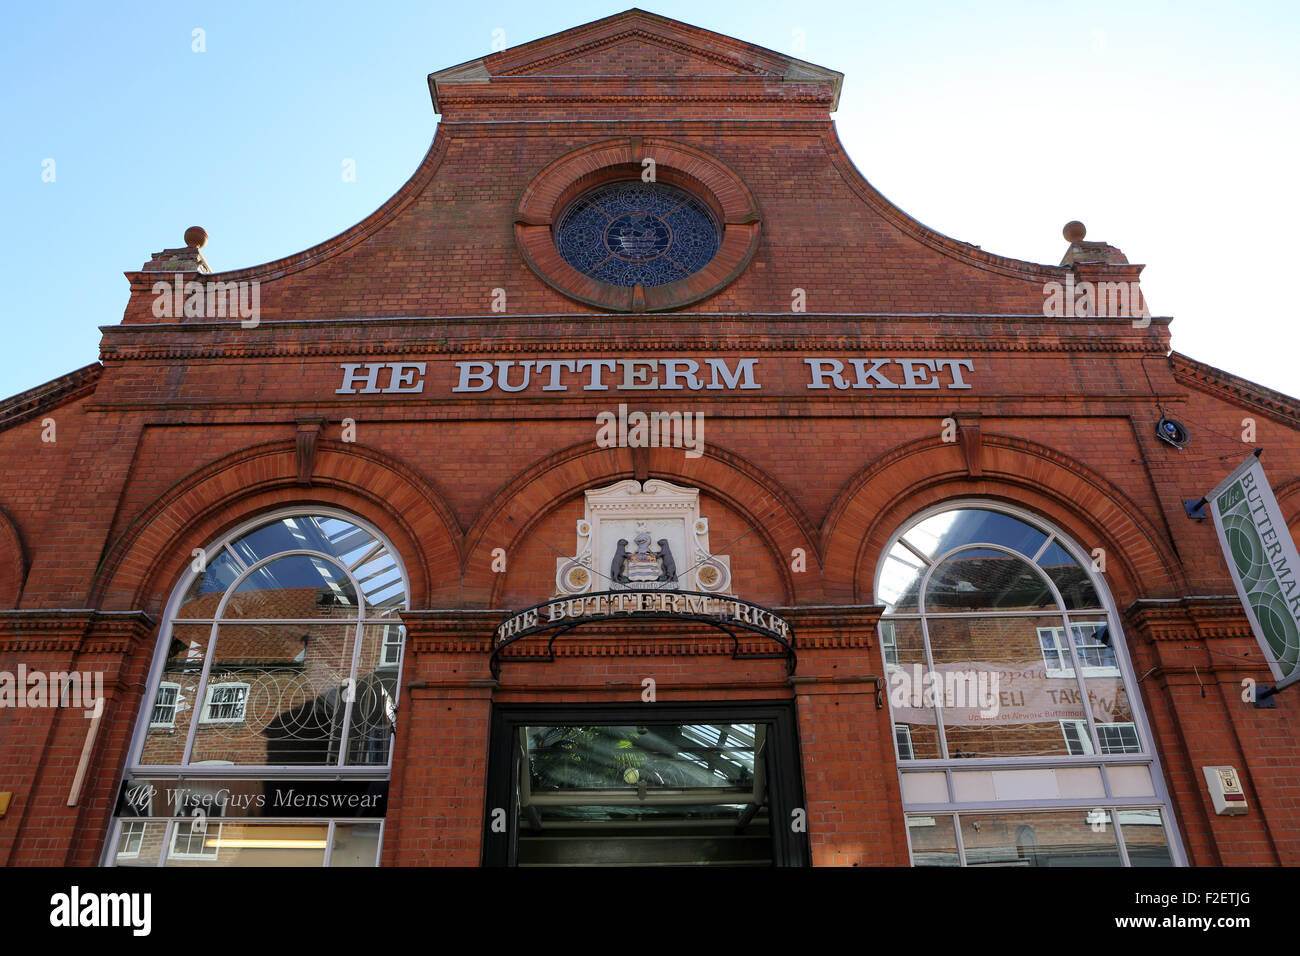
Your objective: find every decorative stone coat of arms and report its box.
[555,479,732,595]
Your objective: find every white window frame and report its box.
[380,625,404,668]
[881,626,900,668]
[169,820,222,860]
[1061,718,1140,756]
[168,791,226,860]
[1037,623,1120,679]
[150,681,182,728]
[1059,718,1093,755]
[199,682,250,724]
[894,724,914,760]
[1095,721,1141,755]
[116,820,147,860]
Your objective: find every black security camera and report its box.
[1155,417,1188,449]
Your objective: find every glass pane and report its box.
[1037,541,1101,609]
[881,619,942,759]
[351,550,406,614]
[139,623,211,765]
[189,623,357,766]
[174,549,243,618]
[1056,618,1140,754]
[877,544,926,611]
[904,508,1047,560]
[330,823,382,866]
[1118,810,1174,866]
[1069,620,1120,673]
[926,549,1057,612]
[344,624,402,765]
[232,515,368,566]
[907,815,959,866]
[1089,687,1138,753]
[960,810,1122,866]
[165,822,328,867]
[517,723,771,866]
[222,555,358,620]
[111,820,167,867]
[525,724,758,792]
[927,616,1089,758]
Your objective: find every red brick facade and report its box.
[1,10,1298,867]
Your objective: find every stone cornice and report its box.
[97,316,1171,364]
[779,604,880,645]
[437,89,836,107]
[1169,351,1300,428]
[0,610,156,654]
[0,363,102,431]
[400,609,504,651]
[1124,596,1255,641]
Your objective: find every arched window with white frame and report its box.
[876,502,1184,867]
[104,509,408,867]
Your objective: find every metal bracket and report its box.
[1254,686,1278,709]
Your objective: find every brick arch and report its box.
[91,439,463,615]
[463,439,819,607]
[821,434,1185,606]
[0,505,26,608]
[1275,475,1300,540]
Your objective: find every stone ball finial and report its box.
[1063,220,1086,242]
[184,226,209,249]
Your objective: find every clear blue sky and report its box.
[1,0,1296,397]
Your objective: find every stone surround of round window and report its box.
[513,138,762,312]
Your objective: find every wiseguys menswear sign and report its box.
[1208,454,1300,684]
[334,356,976,395]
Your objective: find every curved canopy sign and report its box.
[490,589,797,678]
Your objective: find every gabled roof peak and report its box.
[428,8,842,113]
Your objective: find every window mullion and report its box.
[323,820,337,867]
[157,820,173,867]
[224,543,247,571]
[1058,610,1105,757]
[1111,808,1133,866]
[179,620,220,766]
[951,811,968,867]
[917,612,951,760]
[335,616,367,767]
[1030,534,1054,564]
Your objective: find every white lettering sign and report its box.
[339,357,975,395]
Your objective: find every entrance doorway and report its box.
[483,703,808,866]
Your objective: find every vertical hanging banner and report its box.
[1207,454,1300,685]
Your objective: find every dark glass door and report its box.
[483,702,808,866]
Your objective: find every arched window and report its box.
[105,509,408,867]
[877,502,1183,867]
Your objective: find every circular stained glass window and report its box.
[554,181,721,288]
